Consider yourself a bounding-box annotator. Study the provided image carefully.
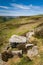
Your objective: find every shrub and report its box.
[17,44,25,50]
[1,51,9,62]
[34,27,43,38]
[18,53,23,58]
[1,51,13,62]
[17,44,27,54]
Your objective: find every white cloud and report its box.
[0,3,43,16]
[10,3,42,10]
[0,6,9,9]
[11,3,30,10]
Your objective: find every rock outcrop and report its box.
[27,46,39,60]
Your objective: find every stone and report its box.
[26,31,34,42]
[27,46,39,60]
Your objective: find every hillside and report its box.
[0,15,43,65]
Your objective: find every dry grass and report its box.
[0,16,43,65]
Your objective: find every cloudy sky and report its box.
[0,0,43,16]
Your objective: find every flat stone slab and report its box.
[9,35,26,43]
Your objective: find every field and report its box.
[0,15,43,65]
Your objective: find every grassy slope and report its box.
[0,15,43,65]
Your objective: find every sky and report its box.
[0,0,43,16]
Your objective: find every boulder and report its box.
[26,31,34,42]
[26,44,34,50]
[27,46,39,60]
[12,50,22,55]
[9,35,26,48]
[9,35,26,43]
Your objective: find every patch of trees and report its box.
[0,16,13,23]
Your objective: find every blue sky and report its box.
[0,0,43,16]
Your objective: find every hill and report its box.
[0,15,43,65]
[0,15,43,49]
